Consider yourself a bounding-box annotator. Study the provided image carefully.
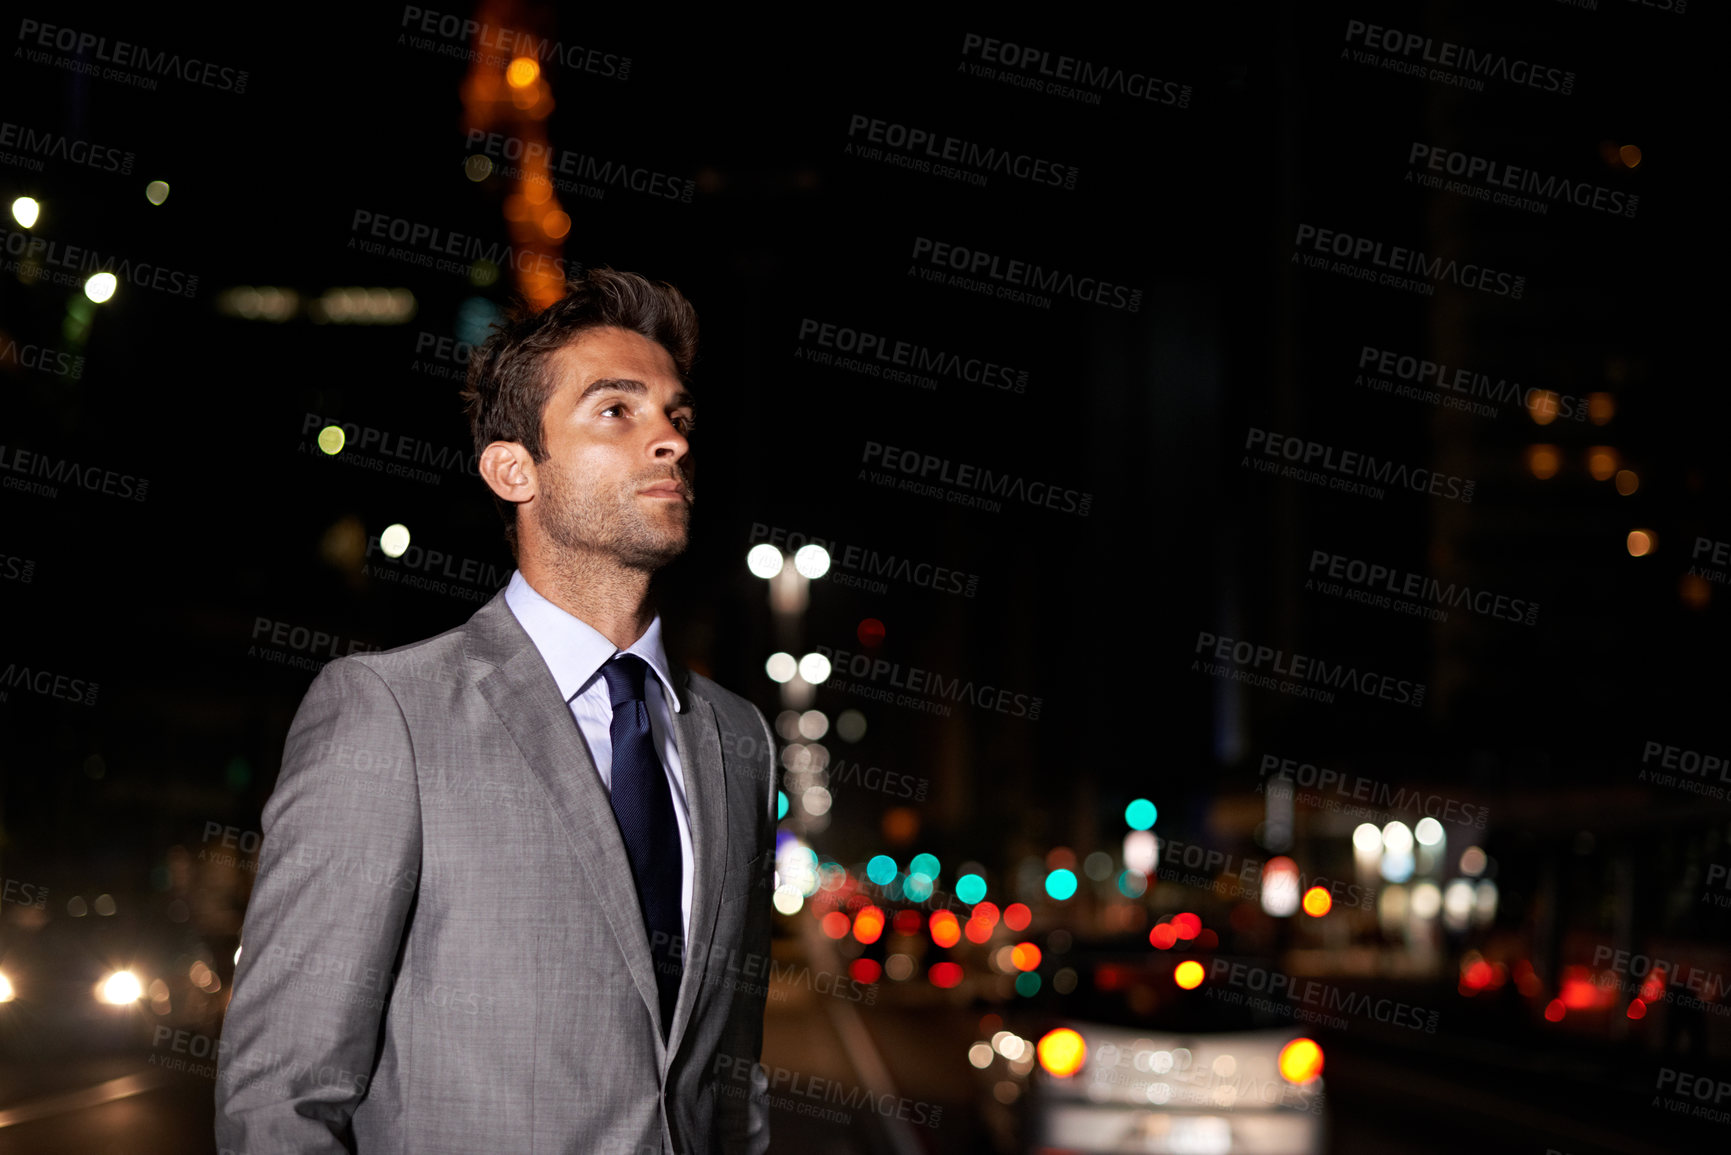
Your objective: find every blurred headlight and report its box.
[1277,1037,1324,1085]
[97,970,144,1005]
[0,971,14,1002]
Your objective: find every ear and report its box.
[479,441,537,509]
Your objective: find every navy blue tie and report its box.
[599,654,683,1035]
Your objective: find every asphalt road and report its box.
[0,952,1717,1155]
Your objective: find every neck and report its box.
[519,546,658,651]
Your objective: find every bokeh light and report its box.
[746,544,784,578]
[1526,390,1560,425]
[853,906,886,944]
[956,873,987,905]
[1036,1028,1086,1077]
[84,272,118,303]
[793,544,831,579]
[99,970,143,1004]
[929,962,963,989]
[379,524,411,558]
[835,710,867,741]
[1278,1038,1324,1084]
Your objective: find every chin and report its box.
[626,529,689,569]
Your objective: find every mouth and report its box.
[637,481,690,501]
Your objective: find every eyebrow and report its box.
[577,377,696,409]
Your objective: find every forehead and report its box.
[549,326,682,391]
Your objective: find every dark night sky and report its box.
[1,1,1722,952]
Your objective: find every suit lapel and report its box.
[666,682,727,1061]
[464,595,668,1052]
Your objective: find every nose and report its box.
[648,411,689,464]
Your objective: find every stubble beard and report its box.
[534,456,691,575]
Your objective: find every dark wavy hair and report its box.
[460,267,699,557]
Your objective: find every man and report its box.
[215,268,775,1154]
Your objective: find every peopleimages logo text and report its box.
[910,237,1141,312]
[464,130,692,203]
[748,523,980,599]
[1259,754,1489,829]
[0,444,148,501]
[1408,144,1636,218]
[399,6,629,79]
[0,225,198,298]
[1295,224,1524,298]
[1308,549,1538,626]
[1194,630,1425,708]
[814,645,1042,720]
[1358,346,1586,421]
[959,33,1192,108]
[863,440,1091,516]
[350,210,569,280]
[1343,19,1574,95]
[0,120,133,173]
[846,114,1078,189]
[1245,427,1474,503]
[797,317,1027,394]
[16,18,250,92]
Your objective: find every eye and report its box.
[673,413,696,434]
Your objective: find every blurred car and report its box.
[981,937,1328,1155]
[1023,1017,1324,1155]
[0,896,228,1060]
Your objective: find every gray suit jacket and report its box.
[215,592,776,1154]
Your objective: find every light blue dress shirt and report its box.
[503,569,693,939]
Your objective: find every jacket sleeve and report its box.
[714,704,776,1154]
[214,658,422,1153]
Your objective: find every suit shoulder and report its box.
[340,620,473,686]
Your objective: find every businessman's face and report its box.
[531,326,695,571]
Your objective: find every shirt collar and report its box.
[503,569,683,711]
